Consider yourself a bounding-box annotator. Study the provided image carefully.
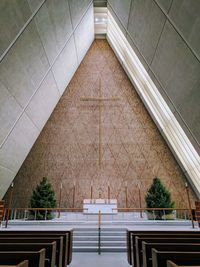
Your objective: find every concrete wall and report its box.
[0,0,94,198]
[108,0,200,154]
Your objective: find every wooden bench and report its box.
[142,243,200,267]
[0,236,63,267]
[0,260,29,267]
[152,249,200,267]
[0,249,46,267]
[127,230,200,266]
[167,260,200,267]
[136,237,200,267]
[0,242,56,267]
[0,229,73,266]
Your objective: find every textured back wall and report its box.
[4,40,197,209]
[108,0,200,155]
[0,0,94,197]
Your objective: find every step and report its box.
[74,227,127,231]
[73,246,127,252]
[74,241,126,247]
[74,236,126,241]
[74,231,125,236]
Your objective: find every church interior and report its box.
[0,0,200,267]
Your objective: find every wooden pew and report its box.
[0,229,73,266]
[152,249,200,267]
[142,243,200,267]
[0,249,46,267]
[127,230,200,266]
[136,237,200,267]
[167,260,200,267]
[0,242,56,267]
[0,260,29,267]
[0,237,63,267]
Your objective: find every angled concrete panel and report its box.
[25,72,60,130]
[169,0,200,58]
[155,0,173,13]
[68,0,92,29]
[0,166,15,199]
[0,0,31,57]
[108,0,132,29]
[74,5,94,64]
[108,5,127,36]
[29,0,73,64]
[128,0,166,64]
[27,0,43,12]
[0,113,39,173]
[178,81,200,145]
[52,36,78,95]
[0,81,22,145]
[151,21,200,107]
[0,21,49,108]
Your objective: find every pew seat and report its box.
[167,261,200,267]
[0,260,28,267]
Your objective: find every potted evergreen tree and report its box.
[30,177,56,220]
[145,177,175,220]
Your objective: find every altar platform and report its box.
[83,199,117,214]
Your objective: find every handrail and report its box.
[112,208,192,211]
[98,210,101,255]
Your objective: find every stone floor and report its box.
[70,253,129,267]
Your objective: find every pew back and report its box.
[152,249,200,267]
[143,243,200,267]
[0,249,46,267]
[0,242,56,267]
[128,231,200,266]
[0,230,73,266]
[136,237,200,267]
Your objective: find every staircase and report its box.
[73,227,127,252]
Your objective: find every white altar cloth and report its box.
[83,199,117,214]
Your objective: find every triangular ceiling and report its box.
[5,40,196,208]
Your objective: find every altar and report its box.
[83,199,117,214]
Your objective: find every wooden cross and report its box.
[80,78,120,167]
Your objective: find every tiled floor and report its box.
[70,253,130,267]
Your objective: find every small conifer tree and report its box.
[30,177,56,220]
[145,177,174,220]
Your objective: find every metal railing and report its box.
[2,207,196,229]
[112,208,195,228]
[98,210,101,255]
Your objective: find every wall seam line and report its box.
[107,4,200,149]
[0,1,94,149]
[0,0,47,64]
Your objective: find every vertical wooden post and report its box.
[125,182,128,211]
[138,186,143,218]
[90,182,93,203]
[72,182,76,209]
[185,182,194,228]
[108,182,110,203]
[5,183,14,228]
[58,182,62,218]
